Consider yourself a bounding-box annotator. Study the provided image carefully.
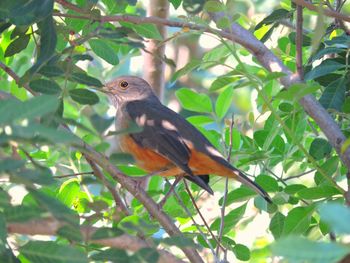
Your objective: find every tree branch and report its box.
[7,218,184,263]
[292,0,350,23]
[0,62,36,95]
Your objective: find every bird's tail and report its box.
[233,168,272,203]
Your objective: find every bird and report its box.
[102,75,272,203]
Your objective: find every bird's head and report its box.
[102,76,157,106]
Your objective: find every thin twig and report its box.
[54,171,94,178]
[216,114,235,259]
[283,169,316,181]
[168,179,218,262]
[296,4,304,80]
[183,180,225,252]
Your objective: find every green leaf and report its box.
[314,156,339,185]
[203,45,231,63]
[110,153,135,164]
[219,187,256,205]
[29,79,61,94]
[215,87,234,119]
[90,114,114,133]
[126,23,162,40]
[209,76,235,91]
[276,83,320,101]
[272,236,350,263]
[169,0,182,9]
[29,15,57,74]
[90,248,130,262]
[216,17,231,29]
[38,65,65,77]
[311,47,345,62]
[210,203,246,233]
[186,115,214,126]
[319,203,350,234]
[255,9,290,30]
[171,59,201,82]
[10,168,55,186]
[69,89,99,105]
[269,212,285,239]
[57,225,83,242]
[175,88,212,113]
[204,1,225,12]
[131,248,159,263]
[30,190,79,225]
[233,244,250,261]
[89,39,119,65]
[309,138,332,160]
[20,241,88,263]
[319,77,347,111]
[297,186,341,200]
[0,213,6,253]
[282,205,315,236]
[4,205,43,222]
[0,158,25,173]
[4,34,30,57]
[57,180,80,207]
[70,72,103,87]
[305,60,345,81]
[255,174,279,192]
[0,95,59,126]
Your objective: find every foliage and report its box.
[0,0,350,262]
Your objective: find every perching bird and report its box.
[102,76,272,203]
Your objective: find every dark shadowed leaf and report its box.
[0,95,59,126]
[4,205,43,222]
[38,65,65,77]
[309,138,332,160]
[20,241,88,263]
[0,159,25,173]
[29,79,61,94]
[255,9,290,30]
[319,77,347,111]
[57,225,83,242]
[29,15,57,74]
[5,34,30,57]
[90,114,114,133]
[90,248,130,262]
[71,73,103,87]
[161,236,198,247]
[30,190,79,226]
[305,60,345,80]
[130,248,159,263]
[69,89,99,105]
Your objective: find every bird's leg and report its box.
[132,167,171,190]
[157,176,183,209]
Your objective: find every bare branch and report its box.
[283,169,316,181]
[7,218,184,263]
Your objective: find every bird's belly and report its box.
[119,135,176,174]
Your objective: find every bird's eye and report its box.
[119,81,129,89]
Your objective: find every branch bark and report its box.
[7,218,184,263]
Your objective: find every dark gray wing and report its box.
[126,100,193,176]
